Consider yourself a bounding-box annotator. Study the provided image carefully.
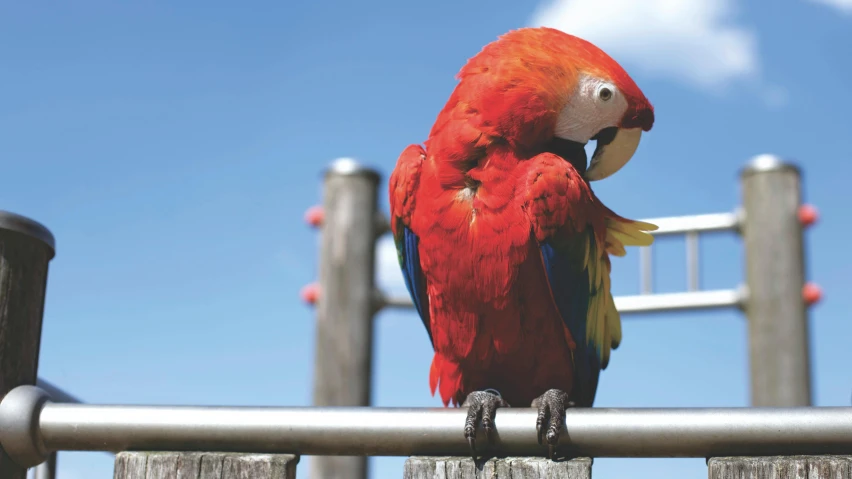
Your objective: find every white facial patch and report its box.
[554,74,629,143]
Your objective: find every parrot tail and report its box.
[430,353,464,407]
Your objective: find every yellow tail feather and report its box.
[587,214,655,368]
[604,216,657,256]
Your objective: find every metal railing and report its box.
[637,211,742,294]
[2,385,852,468]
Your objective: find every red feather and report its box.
[389,27,652,407]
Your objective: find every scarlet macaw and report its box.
[389,27,656,458]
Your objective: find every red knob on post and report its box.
[798,204,818,228]
[304,206,324,228]
[300,283,320,305]
[803,282,822,306]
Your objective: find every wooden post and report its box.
[404,457,592,479]
[740,155,812,407]
[708,456,852,479]
[0,211,55,479]
[113,452,299,479]
[311,158,381,479]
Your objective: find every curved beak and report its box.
[585,127,643,181]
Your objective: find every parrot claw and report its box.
[461,389,509,461]
[532,389,574,459]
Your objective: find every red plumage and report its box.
[389,27,654,409]
[392,144,606,407]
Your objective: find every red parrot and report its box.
[389,27,657,458]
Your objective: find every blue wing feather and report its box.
[540,234,602,407]
[396,226,433,345]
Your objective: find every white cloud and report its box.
[809,0,852,13]
[528,0,761,92]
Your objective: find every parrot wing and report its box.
[524,153,656,406]
[388,144,433,346]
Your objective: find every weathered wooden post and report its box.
[311,158,381,479]
[404,457,592,479]
[709,456,852,479]
[0,211,55,479]
[114,452,299,479]
[740,155,812,407]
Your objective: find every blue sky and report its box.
[2,1,850,478]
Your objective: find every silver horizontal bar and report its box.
[384,289,745,315]
[382,295,421,309]
[10,400,852,459]
[31,380,115,464]
[643,212,740,236]
[614,289,745,314]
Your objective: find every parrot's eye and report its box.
[599,87,613,101]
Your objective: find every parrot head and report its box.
[457,27,654,181]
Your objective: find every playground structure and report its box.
[0,154,845,479]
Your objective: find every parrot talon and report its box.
[531,389,574,459]
[461,389,509,460]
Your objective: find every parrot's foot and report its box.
[461,389,509,461]
[532,389,575,459]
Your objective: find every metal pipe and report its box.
[686,231,699,292]
[29,378,72,479]
[1,388,851,466]
[640,246,653,294]
[643,212,740,236]
[614,289,745,314]
[383,289,745,315]
[29,380,115,469]
[30,380,78,479]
